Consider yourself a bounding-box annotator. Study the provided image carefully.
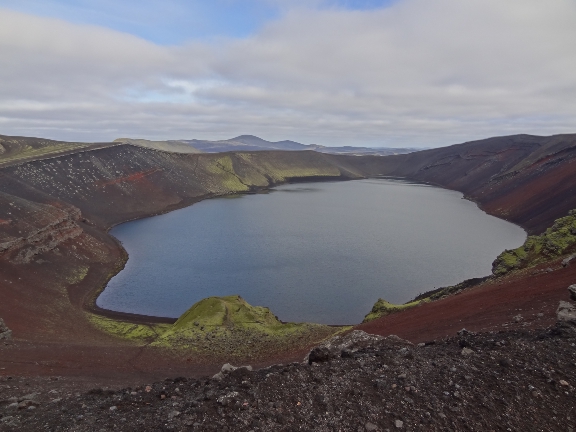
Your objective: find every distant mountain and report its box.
[113,135,419,155]
[223,135,311,151]
[113,138,202,154]
[179,135,310,152]
[180,135,418,156]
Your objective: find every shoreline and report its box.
[86,175,526,328]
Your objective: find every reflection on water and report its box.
[97,179,526,324]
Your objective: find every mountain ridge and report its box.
[113,134,420,155]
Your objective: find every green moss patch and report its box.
[363,298,425,323]
[492,210,576,275]
[0,141,87,165]
[64,265,89,285]
[87,314,171,343]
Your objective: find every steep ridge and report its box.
[0,145,365,229]
[0,191,83,264]
[348,133,576,234]
[0,134,114,167]
[113,138,202,154]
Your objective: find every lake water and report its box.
[97,179,526,324]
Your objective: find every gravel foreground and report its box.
[1,323,575,432]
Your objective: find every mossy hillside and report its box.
[201,155,252,193]
[0,141,87,165]
[492,210,576,275]
[231,152,347,187]
[87,314,171,343]
[113,138,201,154]
[363,298,425,323]
[154,296,346,360]
[223,153,270,186]
[195,152,351,201]
[250,158,342,183]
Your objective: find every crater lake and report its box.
[97,179,526,324]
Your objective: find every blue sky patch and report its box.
[0,0,395,44]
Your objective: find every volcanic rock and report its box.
[568,284,576,301]
[556,301,576,323]
[2,325,576,431]
[304,330,386,363]
[0,318,12,340]
[212,363,253,381]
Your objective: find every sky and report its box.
[0,0,575,147]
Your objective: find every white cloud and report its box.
[1,0,576,147]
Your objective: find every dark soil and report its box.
[2,323,575,431]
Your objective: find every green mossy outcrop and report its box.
[492,210,576,275]
[363,298,425,323]
[154,296,346,360]
[166,295,283,331]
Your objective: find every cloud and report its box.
[1,0,576,147]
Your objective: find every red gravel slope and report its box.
[358,259,574,342]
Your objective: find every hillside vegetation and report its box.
[0,134,89,166]
[362,298,425,323]
[492,210,576,275]
[113,138,202,154]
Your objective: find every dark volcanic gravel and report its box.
[1,323,575,431]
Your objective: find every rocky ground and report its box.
[1,318,575,431]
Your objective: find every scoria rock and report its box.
[0,318,12,340]
[557,301,576,323]
[568,284,576,301]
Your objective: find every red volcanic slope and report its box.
[358,260,574,341]
[349,133,576,234]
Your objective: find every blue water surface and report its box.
[97,179,526,324]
